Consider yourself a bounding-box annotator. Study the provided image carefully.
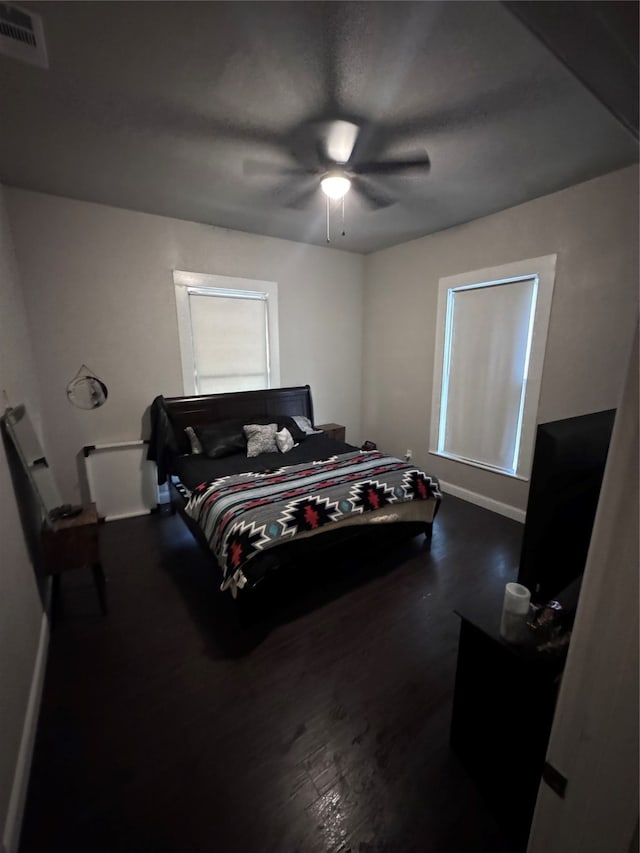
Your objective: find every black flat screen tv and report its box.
[518,409,616,603]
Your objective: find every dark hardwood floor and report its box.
[19,496,523,853]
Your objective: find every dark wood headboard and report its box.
[163,385,314,440]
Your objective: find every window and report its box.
[430,255,556,479]
[174,271,280,395]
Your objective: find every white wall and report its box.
[0,184,47,851]
[362,165,639,514]
[6,190,365,502]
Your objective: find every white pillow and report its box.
[184,426,203,454]
[275,427,295,453]
[244,423,278,458]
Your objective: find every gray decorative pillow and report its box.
[184,426,203,454]
[244,423,278,458]
[275,427,295,453]
[292,415,322,435]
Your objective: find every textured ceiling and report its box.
[0,1,637,253]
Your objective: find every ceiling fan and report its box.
[243,119,431,211]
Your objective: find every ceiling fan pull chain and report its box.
[341,196,346,237]
[326,195,331,243]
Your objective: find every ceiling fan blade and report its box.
[275,181,320,210]
[353,176,396,210]
[323,120,360,164]
[243,158,318,178]
[351,152,431,175]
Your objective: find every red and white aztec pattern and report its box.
[185,451,440,588]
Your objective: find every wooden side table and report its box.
[41,502,107,618]
[316,422,346,443]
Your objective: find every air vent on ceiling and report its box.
[0,2,48,68]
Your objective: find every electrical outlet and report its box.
[405,449,412,462]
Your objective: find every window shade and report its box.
[442,278,536,473]
[188,292,268,394]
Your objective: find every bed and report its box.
[148,385,441,596]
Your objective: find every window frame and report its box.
[429,254,556,481]
[173,270,280,396]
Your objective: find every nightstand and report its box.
[316,422,346,442]
[42,502,107,618]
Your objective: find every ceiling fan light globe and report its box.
[321,173,351,199]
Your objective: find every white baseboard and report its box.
[2,610,49,853]
[104,508,154,522]
[439,480,525,523]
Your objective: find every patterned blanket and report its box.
[184,451,441,593]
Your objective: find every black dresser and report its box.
[450,602,566,851]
